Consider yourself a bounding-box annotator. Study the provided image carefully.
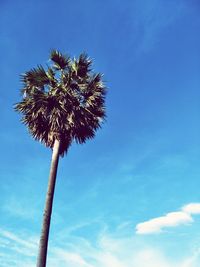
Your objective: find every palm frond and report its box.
[21,65,49,87]
[76,53,92,78]
[50,50,70,70]
[15,50,107,155]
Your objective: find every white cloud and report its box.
[49,248,93,267]
[1,202,200,267]
[0,229,38,267]
[136,203,200,235]
[1,226,200,267]
[136,211,192,234]
[182,203,200,215]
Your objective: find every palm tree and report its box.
[15,50,106,267]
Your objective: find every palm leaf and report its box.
[15,50,107,155]
[21,65,49,87]
[50,50,70,70]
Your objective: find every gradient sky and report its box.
[1,0,200,266]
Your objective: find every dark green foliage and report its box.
[15,50,106,155]
[50,50,70,70]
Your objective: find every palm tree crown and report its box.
[15,50,106,155]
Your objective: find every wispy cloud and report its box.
[49,233,200,267]
[0,229,38,259]
[132,0,187,54]
[1,196,39,220]
[49,248,93,267]
[1,224,200,267]
[0,228,38,267]
[136,203,200,234]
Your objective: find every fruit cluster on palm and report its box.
[15,50,106,267]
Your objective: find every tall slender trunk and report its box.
[36,139,61,267]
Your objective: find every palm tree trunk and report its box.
[36,139,61,267]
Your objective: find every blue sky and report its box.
[1,0,200,266]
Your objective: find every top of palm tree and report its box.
[15,50,107,155]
